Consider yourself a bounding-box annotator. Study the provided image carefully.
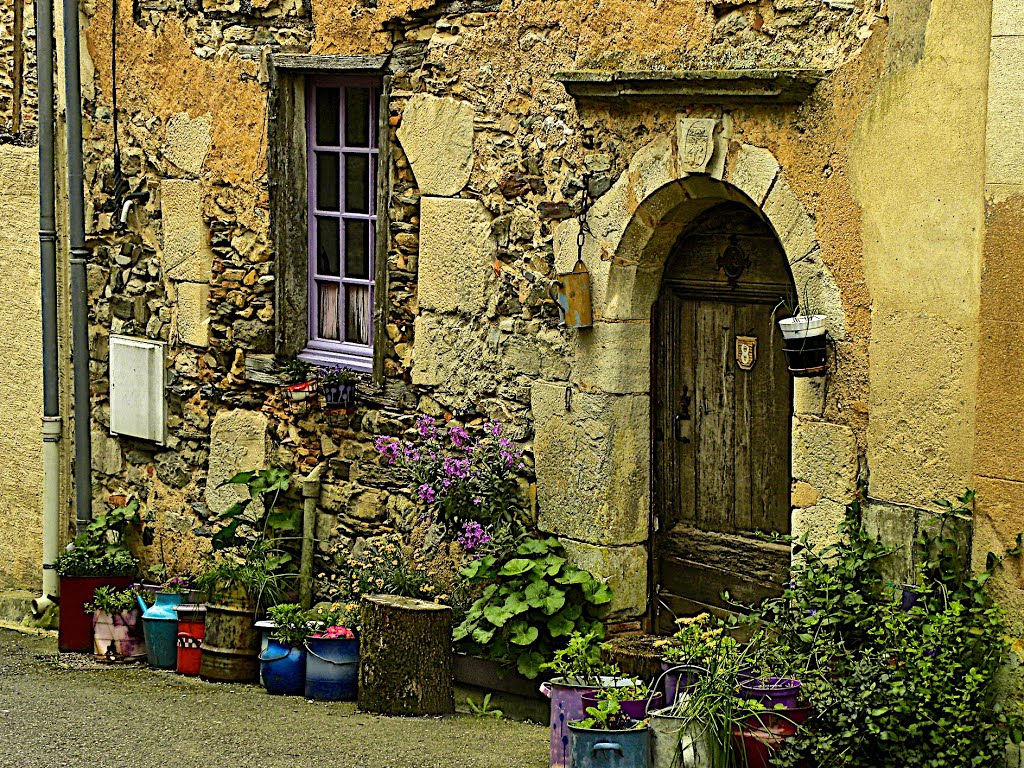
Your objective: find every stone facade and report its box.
[0,0,1021,649]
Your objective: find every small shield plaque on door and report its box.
[736,335,758,371]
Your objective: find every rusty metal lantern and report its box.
[556,258,593,329]
[556,184,595,329]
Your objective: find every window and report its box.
[303,76,380,370]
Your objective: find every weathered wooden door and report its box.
[651,203,794,632]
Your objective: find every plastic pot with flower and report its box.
[657,612,739,704]
[260,603,310,696]
[86,586,146,661]
[568,698,649,768]
[304,602,360,701]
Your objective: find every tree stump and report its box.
[358,594,454,716]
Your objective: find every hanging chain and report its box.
[576,174,592,265]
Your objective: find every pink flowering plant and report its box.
[374,417,527,534]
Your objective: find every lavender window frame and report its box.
[301,75,381,372]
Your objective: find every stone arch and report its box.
[533,133,857,620]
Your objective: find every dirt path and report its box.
[0,629,548,768]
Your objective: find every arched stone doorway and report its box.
[651,201,796,631]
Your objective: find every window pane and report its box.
[344,219,370,279]
[317,282,340,340]
[344,154,370,214]
[316,217,340,276]
[344,88,370,147]
[316,153,340,211]
[316,87,340,146]
[345,285,371,344]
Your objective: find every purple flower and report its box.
[488,421,502,437]
[458,521,492,553]
[442,456,471,479]
[418,484,437,504]
[472,496,482,506]
[449,426,470,448]
[375,436,401,465]
[402,443,420,461]
[416,415,438,439]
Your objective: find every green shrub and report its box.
[453,537,612,679]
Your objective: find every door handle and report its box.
[675,385,692,443]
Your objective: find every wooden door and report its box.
[651,203,794,632]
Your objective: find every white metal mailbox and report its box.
[109,334,167,444]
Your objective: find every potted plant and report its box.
[581,679,663,721]
[280,357,316,402]
[317,365,358,410]
[656,612,738,704]
[777,307,828,376]
[538,630,637,768]
[196,468,297,683]
[139,576,190,670]
[304,602,360,701]
[568,698,649,768]
[54,500,141,653]
[260,603,310,696]
[86,586,146,661]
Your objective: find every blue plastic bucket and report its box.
[304,637,359,701]
[259,639,306,696]
[569,723,649,768]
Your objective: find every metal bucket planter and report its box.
[778,315,828,377]
[92,609,146,661]
[649,708,719,768]
[175,604,206,676]
[58,575,134,652]
[660,662,703,706]
[568,723,649,768]
[304,636,359,701]
[321,381,356,411]
[199,596,260,683]
[540,676,639,768]
[260,639,306,696]
[730,709,810,768]
[140,591,184,669]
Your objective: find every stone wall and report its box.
[16,0,1001,623]
[0,0,37,138]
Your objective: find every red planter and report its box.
[58,575,134,652]
[731,708,812,768]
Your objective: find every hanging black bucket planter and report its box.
[317,366,358,411]
[778,315,829,377]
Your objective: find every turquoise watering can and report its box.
[140,592,184,669]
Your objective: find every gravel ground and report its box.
[0,628,548,768]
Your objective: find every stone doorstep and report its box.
[0,589,58,633]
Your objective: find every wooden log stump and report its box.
[358,594,454,716]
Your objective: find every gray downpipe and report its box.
[62,0,92,534]
[34,0,61,614]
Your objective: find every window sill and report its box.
[298,345,373,373]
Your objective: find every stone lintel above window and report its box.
[555,68,831,105]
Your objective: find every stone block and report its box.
[162,179,213,283]
[532,381,649,546]
[175,282,210,348]
[165,112,212,177]
[988,37,1024,185]
[418,197,495,315]
[0,145,38,198]
[992,0,1024,37]
[973,476,1024,634]
[571,321,650,395]
[730,144,780,207]
[791,418,858,502]
[976,319,1024,481]
[763,176,817,264]
[205,409,271,516]
[560,540,647,620]
[791,481,820,509]
[396,94,475,196]
[92,429,124,476]
[791,498,845,553]
[794,377,827,416]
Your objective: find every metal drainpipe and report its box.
[33,0,61,616]
[62,0,92,535]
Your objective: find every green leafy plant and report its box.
[540,629,619,684]
[54,499,141,577]
[195,538,289,613]
[466,693,504,720]
[281,357,314,384]
[747,492,1024,768]
[453,537,613,679]
[660,612,740,669]
[571,698,643,731]
[85,586,140,615]
[212,468,300,552]
[267,603,312,646]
